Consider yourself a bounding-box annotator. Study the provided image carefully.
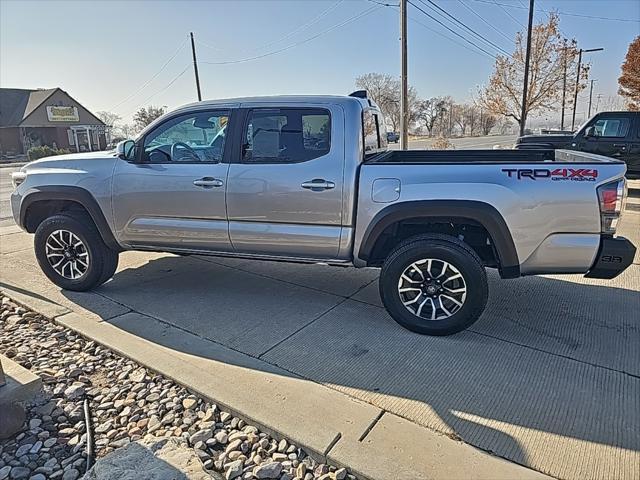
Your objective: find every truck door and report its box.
[226,105,345,259]
[580,114,633,161]
[112,109,233,251]
[627,115,640,177]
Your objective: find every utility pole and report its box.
[587,79,597,118]
[400,0,409,150]
[571,47,603,130]
[190,32,202,102]
[595,93,603,113]
[519,0,535,137]
[560,42,568,130]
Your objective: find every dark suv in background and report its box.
[516,111,640,177]
[386,131,399,143]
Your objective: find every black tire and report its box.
[98,247,119,285]
[379,233,488,335]
[34,214,117,292]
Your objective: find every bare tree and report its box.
[113,123,137,140]
[479,112,498,135]
[415,97,447,137]
[477,13,588,132]
[95,111,122,127]
[497,117,515,135]
[133,106,166,132]
[355,73,418,132]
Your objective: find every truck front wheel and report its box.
[34,214,119,292]
[379,234,488,335]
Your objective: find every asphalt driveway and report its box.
[1,174,638,479]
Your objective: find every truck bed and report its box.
[365,149,622,165]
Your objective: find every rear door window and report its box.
[592,117,630,138]
[242,108,330,163]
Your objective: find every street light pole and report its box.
[400,0,409,150]
[519,0,535,137]
[560,43,568,130]
[587,79,597,118]
[571,47,603,130]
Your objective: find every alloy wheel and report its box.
[45,229,90,280]
[397,258,467,320]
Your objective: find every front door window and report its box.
[143,111,229,163]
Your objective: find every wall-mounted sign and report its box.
[46,106,79,122]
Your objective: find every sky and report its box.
[1,0,639,125]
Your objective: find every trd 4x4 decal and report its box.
[502,168,598,181]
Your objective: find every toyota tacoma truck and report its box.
[515,111,640,178]
[10,92,636,335]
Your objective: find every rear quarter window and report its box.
[363,109,387,155]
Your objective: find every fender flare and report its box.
[358,200,520,278]
[20,185,123,252]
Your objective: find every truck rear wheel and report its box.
[379,234,488,335]
[34,214,119,292]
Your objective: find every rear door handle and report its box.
[193,177,224,188]
[301,179,335,191]
[613,144,628,150]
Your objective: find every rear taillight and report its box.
[597,178,627,234]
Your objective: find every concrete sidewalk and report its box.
[0,249,550,480]
[1,192,638,479]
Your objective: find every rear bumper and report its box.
[585,236,636,279]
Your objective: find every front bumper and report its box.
[585,236,636,279]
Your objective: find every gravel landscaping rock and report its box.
[0,294,357,480]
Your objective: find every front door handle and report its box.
[612,144,628,152]
[193,177,224,188]
[301,179,335,191]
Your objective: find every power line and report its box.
[200,5,382,66]
[471,0,640,23]
[366,0,399,6]
[408,12,497,60]
[375,0,497,60]
[107,39,187,112]
[120,64,191,118]
[489,0,525,27]
[198,0,345,55]
[407,0,499,59]
[418,0,511,56]
[456,0,515,45]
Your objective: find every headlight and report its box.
[11,171,27,188]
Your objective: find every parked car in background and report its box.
[11,93,635,336]
[516,111,640,177]
[387,131,399,143]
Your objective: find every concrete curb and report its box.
[0,354,42,404]
[0,162,27,168]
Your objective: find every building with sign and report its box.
[0,87,107,156]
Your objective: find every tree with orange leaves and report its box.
[477,13,588,132]
[618,36,640,111]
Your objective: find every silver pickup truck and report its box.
[10,92,636,335]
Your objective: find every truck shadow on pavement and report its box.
[12,253,638,478]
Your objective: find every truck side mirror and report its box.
[117,140,136,161]
[584,126,597,138]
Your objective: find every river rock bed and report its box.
[0,295,354,480]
